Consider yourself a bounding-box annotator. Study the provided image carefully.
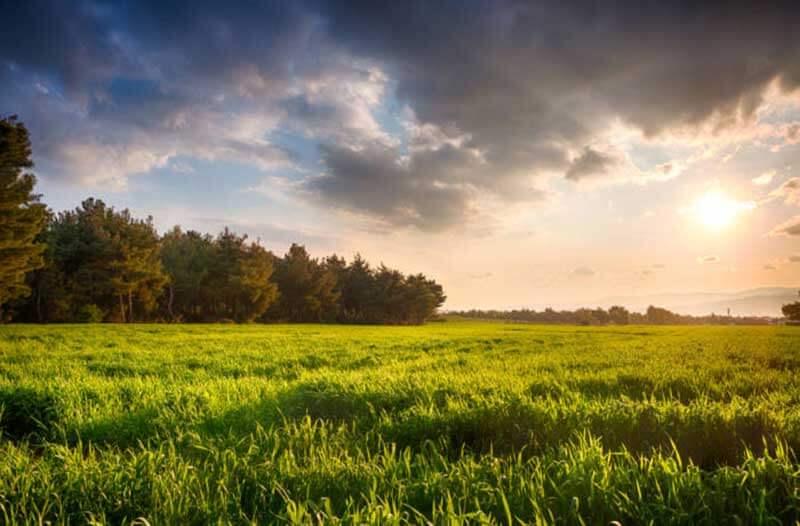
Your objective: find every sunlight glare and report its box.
[691,191,755,230]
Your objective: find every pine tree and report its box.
[0,116,47,319]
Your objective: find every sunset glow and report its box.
[691,191,756,231]
[2,1,800,310]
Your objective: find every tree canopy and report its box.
[782,292,800,322]
[0,116,47,319]
[6,200,446,325]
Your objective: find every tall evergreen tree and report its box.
[170,227,279,322]
[338,254,375,322]
[269,244,339,322]
[109,215,167,322]
[27,199,166,322]
[160,227,214,321]
[0,116,47,319]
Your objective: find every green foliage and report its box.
[647,305,679,325]
[782,291,800,321]
[269,244,339,322]
[608,305,630,325]
[0,116,47,317]
[197,227,280,323]
[77,304,105,323]
[23,198,167,323]
[2,323,800,523]
[454,305,769,326]
[15,209,444,324]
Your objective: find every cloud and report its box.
[467,272,493,280]
[570,266,595,277]
[564,146,682,186]
[6,2,800,229]
[770,215,800,237]
[763,122,800,152]
[697,255,720,264]
[752,170,777,186]
[640,263,666,275]
[763,264,777,270]
[768,177,800,205]
[307,143,486,231]
[246,175,309,204]
[324,1,800,168]
[789,255,800,263]
[186,216,333,249]
[0,2,385,187]
[566,147,628,182]
[169,161,195,174]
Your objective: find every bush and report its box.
[78,304,105,323]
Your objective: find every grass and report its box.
[1,322,800,524]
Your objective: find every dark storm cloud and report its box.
[311,144,476,230]
[312,1,800,223]
[3,1,800,227]
[565,147,621,182]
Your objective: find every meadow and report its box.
[1,322,800,524]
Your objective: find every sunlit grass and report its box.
[1,322,800,524]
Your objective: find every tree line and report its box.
[450,305,775,326]
[0,116,445,324]
[783,292,800,325]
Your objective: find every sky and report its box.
[2,1,800,310]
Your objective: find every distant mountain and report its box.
[595,287,799,317]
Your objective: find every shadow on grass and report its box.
[0,387,64,442]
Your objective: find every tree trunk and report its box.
[119,294,126,323]
[36,288,42,323]
[128,291,134,323]
[167,284,175,322]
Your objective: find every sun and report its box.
[691,191,755,230]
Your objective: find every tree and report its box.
[269,244,339,322]
[109,214,167,322]
[160,228,214,321]
[8,193,446,324]
[372,265,408,323]
[608,305,630,325]
[159,227,278,322]
[338,254,375,322]
[782,291,800,323]
[646,305,677,325]
[27,199,166,322]
[0,116,47,319]
[202,228,279,322]
[234,241,279,322]
[403,273,446,324]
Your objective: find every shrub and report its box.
[78,304,105,323]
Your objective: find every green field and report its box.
[2,323,800,524]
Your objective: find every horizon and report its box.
[446,285,799,316]
[3,2,800,311]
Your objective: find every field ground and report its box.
[2,322,800,524]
